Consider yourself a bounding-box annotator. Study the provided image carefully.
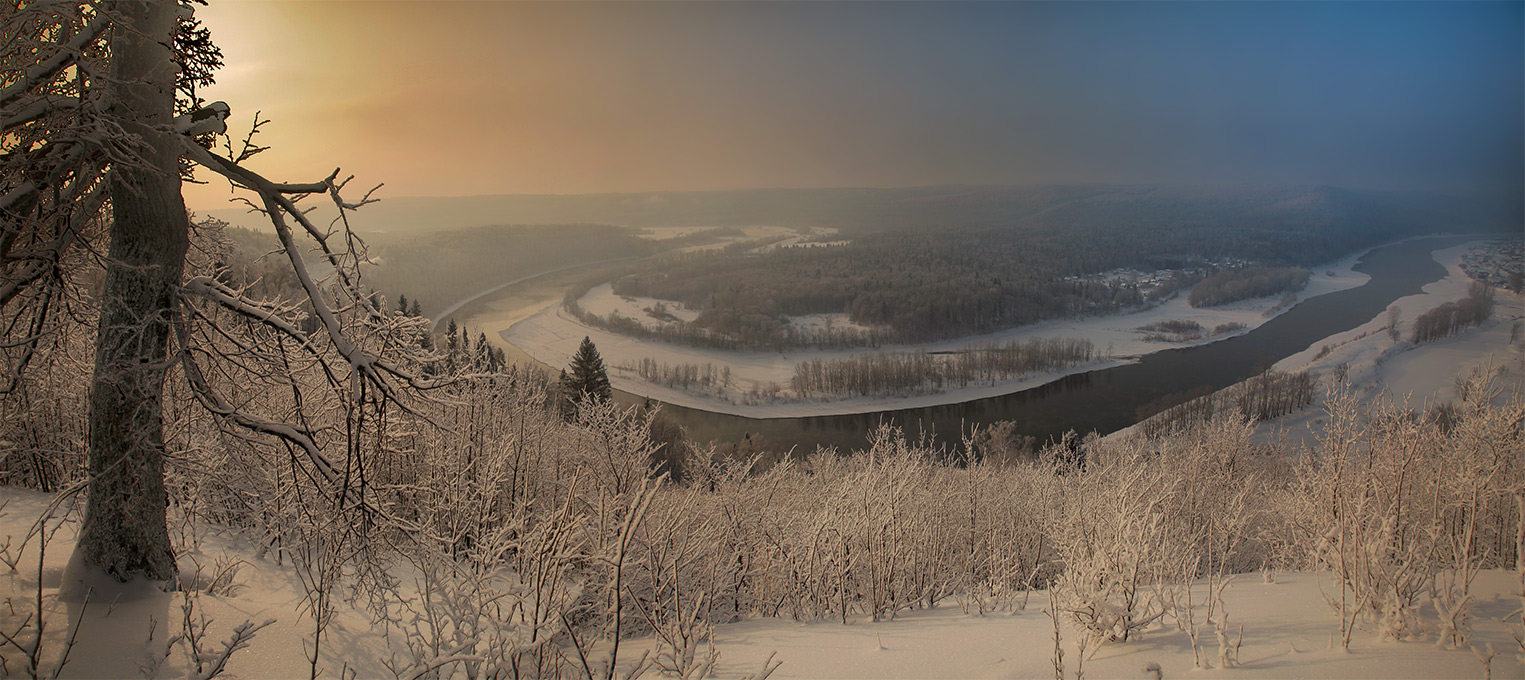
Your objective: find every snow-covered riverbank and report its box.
[502,243,1384,417]
[1107,239,1524,445]
[1254,240,1523,444]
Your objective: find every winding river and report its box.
[622,236,1471,452]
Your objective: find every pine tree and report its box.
[397,293,409,315]
[446,318,460,371]
[563,336,612,406]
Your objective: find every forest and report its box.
[3,200,1518,675]
[602,187,1508,349]
[8,167,1521,675]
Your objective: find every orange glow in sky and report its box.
[183,1,1523,213]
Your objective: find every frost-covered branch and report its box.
[0,11,109,111]
[180,347,338,486]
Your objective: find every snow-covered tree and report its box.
[5,0,431,585]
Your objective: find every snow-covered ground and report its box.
[691,571,1524,680]
[0,489,390,678]
[9,486,1520,679]
[579,284,702,326]
[503,246,1374,417]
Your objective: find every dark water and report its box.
[629,237,1469,452]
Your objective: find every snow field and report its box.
[4,488,1521,678]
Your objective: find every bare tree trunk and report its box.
[77,0,185,583]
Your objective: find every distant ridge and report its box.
[201,184,1520,237]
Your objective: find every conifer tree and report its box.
[563,336,613,405]
[446,318,460,370]
[476,332,498,371]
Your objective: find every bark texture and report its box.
[77,0,185,582]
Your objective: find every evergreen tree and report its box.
[397,293,409,315]
[475,332,491,371]
[446,318,460,371]
[562,336,613,406]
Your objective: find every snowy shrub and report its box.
[0,324,91,491]
[1051,437,1170,642]
[1295,374,1523,649]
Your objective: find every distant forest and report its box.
[310,184,1516,348]
[606,186,1507,348]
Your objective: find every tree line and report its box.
[1136,368,1316,439]
[1411,281,1496,344]
[791,337,1096,398]
[623,357,732,391]
[6,347,1519,674]
[1188,266,1311,307]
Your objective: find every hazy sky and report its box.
[184,1,1524,211]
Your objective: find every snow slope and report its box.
[6,486,1520,679]
[692,572,1523,680]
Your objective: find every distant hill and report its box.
[201,183,1520,238]
[204,184,1518,325]
[362,223,658,319]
